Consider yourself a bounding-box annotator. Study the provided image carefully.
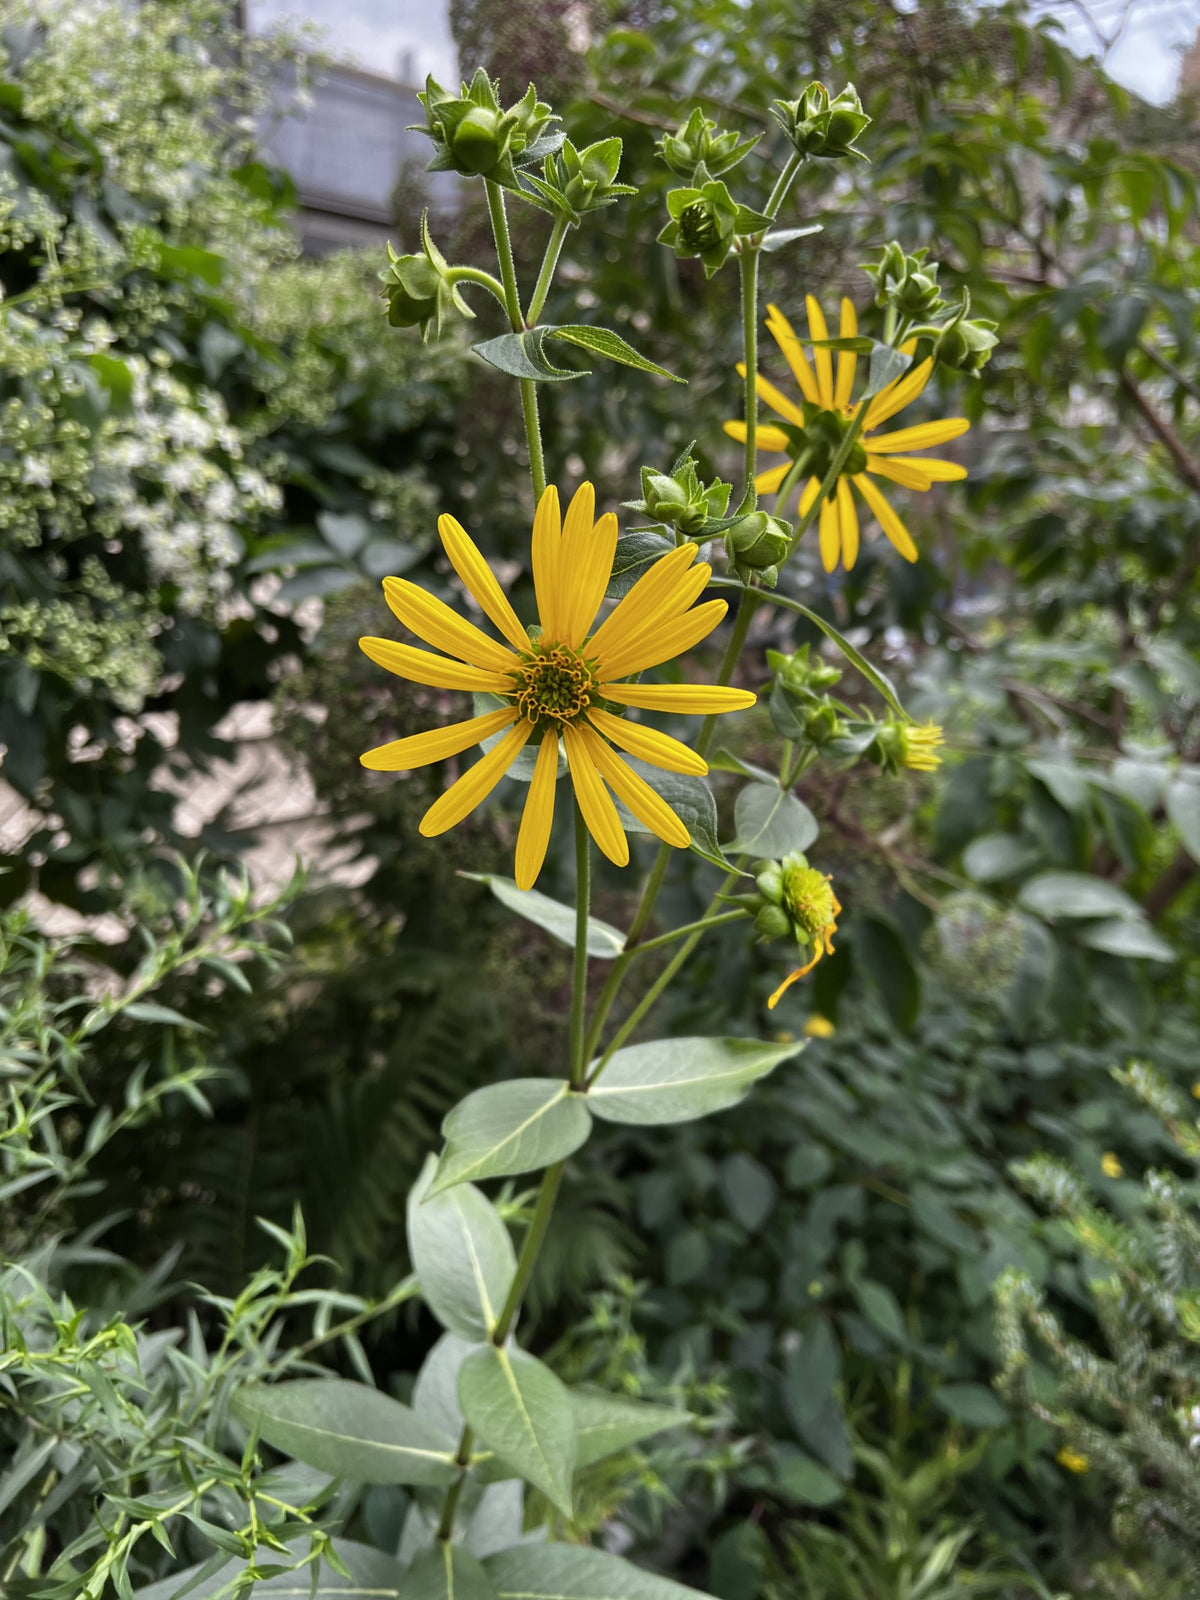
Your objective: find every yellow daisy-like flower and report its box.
[359,483,756,889]
[724,295,970,573]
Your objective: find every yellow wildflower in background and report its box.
[1101,1152,1123,1179]
[804,1014,836,1038]
[1056,1448,1089,1474]
[359,483,755,889]
[724,295,969,573]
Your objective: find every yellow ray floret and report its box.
[358,482,757,889]
[724,296,972,573]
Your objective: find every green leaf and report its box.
[132,1542,410,1598]
[933,1383,1008,1429]
[233,1380,459,1486]
[587,1037,802,1125]
[571,1387,691,1469]
[89,352,134,410]
[471,327,581,382]
[486,1546,714,1600]
[123,1002,207,1031]
[1017,871,1142,921]
[863,341,912,398]
[460,874,625,958]
[407,1156,516,1340]
[1026,757,1088,813]
[719,1151,776,1230]
[849,1277,907,1344]
[413,1333,471,1438]
[1166,775,1200,863]
[458,1346,577,1517]
[770,1449,843,1507]
[609,760,730,871]
[546,324,683,383]
[782,1318,840,1428]
[606,532,677,600]
[759,225,823,252]
[431,1080,592,1195]
[708,748,777,786]
[1075,918,1175,962]
[399,1545,498,1600]
[729,781,818,857]
[961,834,1038,883]
[473,694,567,783]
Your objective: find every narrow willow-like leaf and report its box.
[461,875,625,958]
[546,324,683,383]
[430,1080,592,1195]
[232,1379,459,1486]
[458,1346,577,1517]
[571,1387,691,1469]
[486,1545,716,1600]
[729,782,818,858]
[407,1157,516,1340]
[132,1540,410,1598]
[587,1037,802,1125]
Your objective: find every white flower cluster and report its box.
[1179,1402,1200,1453]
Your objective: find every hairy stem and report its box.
[737,245,760,513]
[569,806,591,1087]
[485,178,547,501]
[527,215,570,326]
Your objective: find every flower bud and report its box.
[755,903,792,940]
[658,107,760,179]
[933,313,999,377]
[623,452,731,535]
[658,177,772,278]
[416,70,559,190]
[725,512,790,583]
[772,82,871,162]
[804,701,846,744]
[383,253,439,329]
[767,644,842,696]
[861,243,946,319]
[870,717,944,774]
[451,106,505,175]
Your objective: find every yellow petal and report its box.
[806,294,833,407]
[358,637,513,693]
[767,954,820,1010]
[383,579,520,673]
[867,418,970,454]
[852,474,919,562]
[438,514,530,653]
[586,705,707,775]
[836,477,859,570]
[755,462,792,494]
[419,722,532,836]
[591,560,714,681]
[882,455,968,482]
[865,455,932,491]
[514,733,560,890]
[560,496,618,649]
[360,708,517,771]
[531,484,562,641]
[601,682,756,715]
[736,362,806,426]
[562,723,629,867]
[862,350,928,430]
[724,421,791,453]
[599,598,729,681]
[798,477,821,517]
[765,304,821,405]
[579,724,689,849]
[818,494,840,573]
[835,299,857,410]
[583,542,696,663]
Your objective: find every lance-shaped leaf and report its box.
[728,782,818,857]
[486,1545,716,1600]
[413,1332,472,1438]
[587,1037,802,1125]
[408,1157,516,1340]
[472,327,580,382]
[571,1387,691,1469]
[133,1541,411,1599]
[1017,871,1143,921]
[398,1545,498,1600]
[461,874,625,958]
[233,1379,459,1486]
[545,324,683,382]
[431,1080,592,1195]
[458,1346,577,1517]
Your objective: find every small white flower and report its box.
[22,456,53,487]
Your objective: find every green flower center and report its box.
[780,405,868,486]
[679,201,723,252]
[783,866,836,936]
[512,643,597,728]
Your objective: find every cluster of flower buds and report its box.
[623,448,731,536]
[418,70,560,188]
[521,136,636,225]
[657,108,759,179]
[771,82,871,162]
[724,511,791,587]
[380,214,472,343]
[767,646,850,747]
[933,290,999,377]
[657,170,772,278]
[862,244,946,320]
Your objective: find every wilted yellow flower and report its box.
[1101,1152,1123,1179]
[767,868,842,1009]
[725,295,969,572]
[359,483,755,888]
[804,1014,836,1038]
[1057,1448,1089,1474]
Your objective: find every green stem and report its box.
[435,1426,475,1541]
[737,245,760,514]
[630,908,749,957]
[697,586,760,759]
[778,404,870,555]
[763,151,803,221]
[484,179,546,502]
[569,806,591,1088]
[526,215,569,326]
[445,265,509,308]
[492,1161,566,1344]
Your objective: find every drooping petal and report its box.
[881,455,968,482]
[835,299,858,410]
[798,477,821,518]
[765,303,821,405]
[867,418,970,454]
[591,561,714,681]
[437,514,530,653]
[736,362,806,426]
[560,499,618,649]
[530,483,562,641]
[767,952,822,1009]
[724,421,792,453]
[836,477,859,569]
[862,348,927,430]
[598,598,728,681]
[806,295,834,408]
[818,493,840,573]
[583,542,697,664]
[419,722,532,836]
[853,474,919,562]
[360,708,517,771]
[383,578,520,673]
[754,461,792,494]
[865,455,933,491]
[578,725,689,848]
[514,734,560,890]
[601,682,756,715]
[358,637,513,693]
[562,723,629,867]
[586,705,707,775]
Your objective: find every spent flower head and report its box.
[741,851,842,1007]
[871,718,944,773]
[934,291,1000,377]
[659,172,772,278]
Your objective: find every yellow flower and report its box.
[359,483,756,889]
[1056,1448,1089,1474]
[724,295,970,573]
[767,868,842,1010]
[804,1013,836,1038]
[1191,1083,1200,1101]
[902,723,944,772]
[1101,1152,1123,1179]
